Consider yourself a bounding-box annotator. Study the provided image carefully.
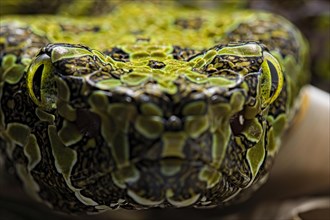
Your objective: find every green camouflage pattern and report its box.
[0,2,309,214]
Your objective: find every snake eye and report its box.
[259,51,283,107]
[27,53,57,109]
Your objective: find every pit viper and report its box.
[0,2,309,214]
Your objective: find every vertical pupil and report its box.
[267,60,278,98]
[33,64,44,102]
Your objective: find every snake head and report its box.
[22,41,286,210]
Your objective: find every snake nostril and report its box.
[166,115,183,131]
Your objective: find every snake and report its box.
[0,2,309,214]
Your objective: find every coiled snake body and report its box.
[0,3,309,213]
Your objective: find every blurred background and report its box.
[0,0,329,220]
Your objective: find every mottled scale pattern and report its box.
[0,2,309,214]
